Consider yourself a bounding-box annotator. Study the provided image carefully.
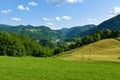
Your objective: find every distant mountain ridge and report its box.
[60,14,120,38]
[0,24,95,40]
[64,25,95,38]
[80,14,120,37]
[0,14,120,39]
[0,25,60,40]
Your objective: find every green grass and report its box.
[0,56,120,80]
[116,37,120,41]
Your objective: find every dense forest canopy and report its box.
[0,32,53,57]
[0,29,120,57]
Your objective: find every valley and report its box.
[0,1,120,79]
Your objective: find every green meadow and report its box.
[0,56,120,80]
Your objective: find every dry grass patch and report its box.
[57,39,120,62]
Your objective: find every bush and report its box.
[118,56,120,59]
[0,32,26,56]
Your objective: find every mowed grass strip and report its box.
[0,56,120,80]
[57,39,120,62]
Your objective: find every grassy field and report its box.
[1,39,120,80]
[57,39,120,62]
[0,56,120,80]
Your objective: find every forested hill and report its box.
[80,14,120,37]
[0,25,60,40]
[64,25,95,38]
[0,14,120,40]
[0,24,95,40]
[97,14,120,30]
[60,14,120,38]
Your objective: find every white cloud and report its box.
[46,22,57,30]
[47,22,54,25]
[109,7,120,17]
[18,5,25,10]
[18,5,29,11]
[113,7,120,13]
[46,0,64,6]
[26,7,30,11]
[109,14,115,18]
[1,9,11,14]
[11,17,21,22]
[43,16,72,29]
[43,16,72,22]
[86,18,97,24]
[62,16,72,20]
[46,0,84,6]
[28,2,38,6]
[66,0,84,3]
[55,17,61,21]
[43,17,50,21]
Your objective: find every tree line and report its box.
[1,29,120,57]
[0,32,53,57]
[54,29,120,54]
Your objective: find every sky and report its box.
[0,0,120,29]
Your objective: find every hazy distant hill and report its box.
[60,14,120,38]
[80,14,120,37]
[97,14,120,30]
[0,14,120,39]
[64,25,95,38]
[0,25,60,40]
[0,24,95,40]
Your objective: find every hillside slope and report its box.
[80,14,120,37]
[56,39,120,62]
[64,25,95,38]
[0,25,60,40]
[0,24,95,40]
